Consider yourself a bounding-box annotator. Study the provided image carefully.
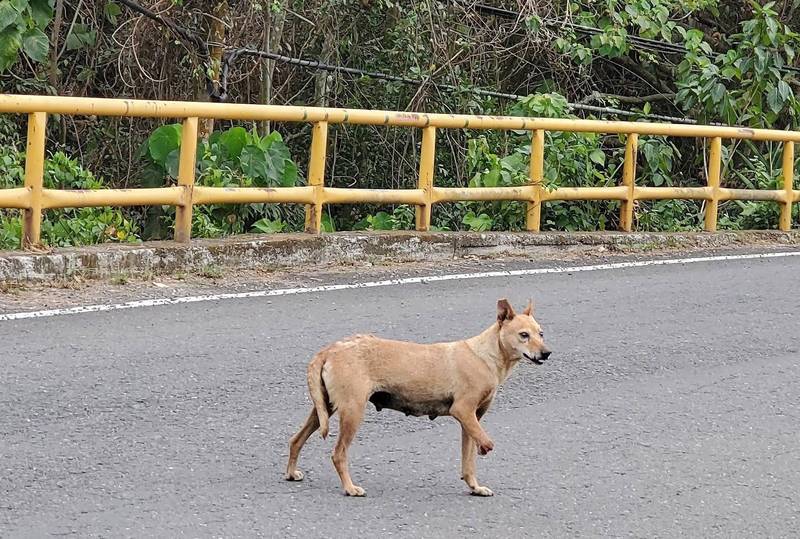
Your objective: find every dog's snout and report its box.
[541,350,552,361]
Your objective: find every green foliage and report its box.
[0,214,22,250]
[353,205,414,231]
[252,217,287,233]
[444,93,624,232]
[0,147,139,249]
[0,0,54,71]
[3,0,799,244]
[140,124,303,238]
[676,2,800,127]
[551,0,711,65]
[462,211,493,232]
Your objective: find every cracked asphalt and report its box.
[2,251,799,537]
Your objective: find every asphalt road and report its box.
[2,252,799,537]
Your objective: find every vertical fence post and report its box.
[526,129,545,232]
[175,117,199,243]
[620,133,639,232]
[22,112,47,249]
[704,136,722,232]
[780,141,795,232]
[305,121,328,233]
[415,126,436,231]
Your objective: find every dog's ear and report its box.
[522,298,534,316]
[497,299,515,323]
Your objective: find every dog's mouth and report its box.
[523,352,545,365]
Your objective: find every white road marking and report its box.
[1,250,798,322]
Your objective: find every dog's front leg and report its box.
[451,404,494,455]
[461,428,493,496]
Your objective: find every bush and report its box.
[139,124,304,238]
[0,147,139,249]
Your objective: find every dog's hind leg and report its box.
[461,428,493,496]
[285,407,320,481]
[331,401,366,497]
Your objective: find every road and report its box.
[2,251,799,537]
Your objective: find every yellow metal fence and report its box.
[0,94,798,250]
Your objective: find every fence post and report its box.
[526,129,545,232]
[415,126,436,231]
[704,136,722,232]
[619,133,638,232]
[780,141,795,232]
[22,112,47,249]
[305,121,328,233]
[175,117,199,243]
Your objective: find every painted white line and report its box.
[1,250,798,322]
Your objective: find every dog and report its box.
[284,298,551,497]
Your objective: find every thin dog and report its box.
[284,298,552,497]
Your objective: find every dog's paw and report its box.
[478,439,494,455]
[284,470,304,481]
[470,485,494,497]
[345,485,366,497]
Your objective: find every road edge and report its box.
[1,230,799,283]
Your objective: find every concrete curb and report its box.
[1,230,799,282]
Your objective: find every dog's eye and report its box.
[519,332,530,340]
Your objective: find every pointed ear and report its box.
[522,298,534,316]
[497,299,516,323]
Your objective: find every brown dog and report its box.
[284,298,551,497]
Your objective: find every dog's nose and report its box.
[541,351,551,361]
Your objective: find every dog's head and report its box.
[496,298,551,365]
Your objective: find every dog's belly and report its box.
[369,391,453,420]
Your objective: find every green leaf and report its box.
[778,80,792,101]
[710,83,726,104]
[526,14,542,33]
[281,159,297,187]
[219,127,247,158]
[241,139,295,187]
[148,124,182,164]
[104,1,121,24]
[0,26,22,72]
[66,24,96,50]
[462,211,493,232]
[164,148,180,179]
[482,166,500,187]
[766,16,779,45]
[28,0,54,28]
[22,28,48,63]
[252,218,286,233]
[321,213,335,233]
[240,146,266,180]
[0,3,21,32]
[589,149,605,165]
[368,211,394,230]
[766,86,783,114]
[642,101,652,115]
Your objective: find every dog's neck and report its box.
[465,323,518,385]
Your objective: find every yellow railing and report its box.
[0,94,798,249]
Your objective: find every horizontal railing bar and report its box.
[3,185,797,209]
[2,94,800,141]
[717,188,785,202]
[42,187,184,208]
[544,186,629,201]
[634,187,712,200]
[193,186,314,205]
[0,187,31,209]
[323,187,426,205]
[433,186,533,202]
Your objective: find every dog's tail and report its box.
[307,355,330,439]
